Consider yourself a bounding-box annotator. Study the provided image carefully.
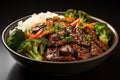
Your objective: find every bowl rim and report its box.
[1,12,119,64]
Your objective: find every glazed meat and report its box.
[48,33,67,47]
[43,47,76,61]
[43,26,109,61]
[59,44,74,56]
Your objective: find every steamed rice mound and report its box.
[10,11,64,34]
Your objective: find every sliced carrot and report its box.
[70,18,80,27]
[29,28,44,39]
[24,30,34,38]
[75,19,81,28]
[38,30,52,38]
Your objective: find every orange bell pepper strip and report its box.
[64,17,75,23]
[83,22,96,30]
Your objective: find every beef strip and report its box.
[55,39,67,46]
[48,33,67,47]
[95,40,109,51]
[77,50,89,60]
[43,47,60,61]
[90,41,103,57]
[72,44,90,60]
[44,47,75,61]
[59,44,74,56]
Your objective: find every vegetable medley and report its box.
[6,9,112,61]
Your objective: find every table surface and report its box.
[0,0,120,80]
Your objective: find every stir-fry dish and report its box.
[7,9,112,61]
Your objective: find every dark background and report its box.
[0,0,120,80]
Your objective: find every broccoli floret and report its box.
[64,9,78,18]
[17,39,42,60]
[64,9,91,23]
[78,10,91,23]
[17,38,48,61]
[94,22,112,45]
[37,38,48,55]
[6,29,25,51]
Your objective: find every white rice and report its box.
[9,11,64,34]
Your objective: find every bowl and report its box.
[2,12,119,76]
